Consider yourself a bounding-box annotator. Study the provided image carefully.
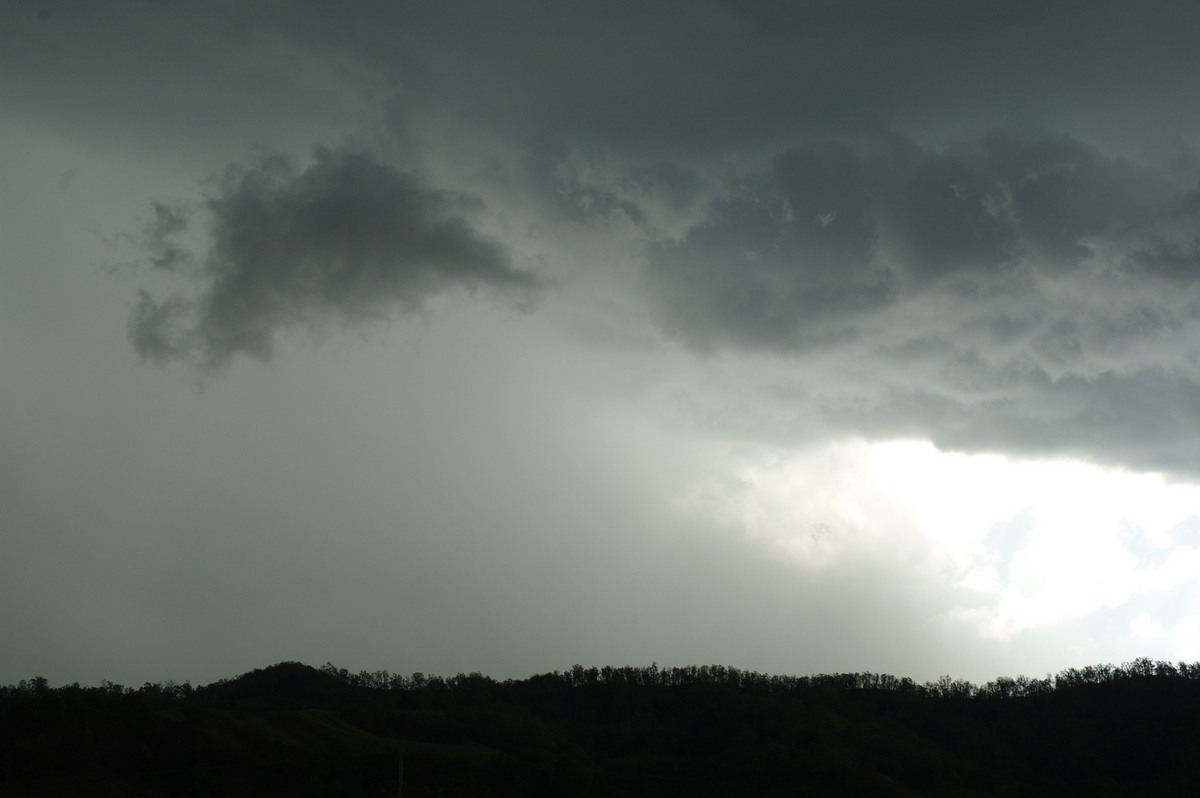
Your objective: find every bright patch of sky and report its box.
[688,439,1200,656]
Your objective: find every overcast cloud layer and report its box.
[4,0,1200,688]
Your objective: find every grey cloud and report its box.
[523,138,711,237]
[809,340,1200,475]
[127,291,192,366]
[645,142,899,351]
[129,148,540,369]
[1096,188,1200,280]
[643,132,1189,352]
[10,1,1200,167]
[976,134,1174,266]
[144,202,192,271]
[366,1,1200,161]
[625,131,1200,474]
[884,146,1019,279]
[923,368,1200,473]
[719,353,1200,477]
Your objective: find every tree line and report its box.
[5,657,1200,796]
[6,655,1198,704]
[309,656,1200,699]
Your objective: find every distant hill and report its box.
[3,658,1199,796]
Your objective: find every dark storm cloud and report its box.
[129,148,539,369]
[643,132,1186,351]
[646,141,899,351]
[524,139,708,230]
[811,360,1200,473]
[630,130,1200,473]
[358,0,1200,160]
[9,1,1200,165]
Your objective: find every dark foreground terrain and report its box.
[3,658,1199,796]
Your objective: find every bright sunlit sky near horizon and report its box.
[5,0,1200,689]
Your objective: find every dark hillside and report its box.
[3,659,1200,796]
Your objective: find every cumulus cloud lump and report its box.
[129,147,540,369]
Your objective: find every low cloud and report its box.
[622,131,1200,475]
[129,147,540,369]
[646,141,900,351]
[643,132,1182,350]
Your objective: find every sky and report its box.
[4,0,1200,688]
